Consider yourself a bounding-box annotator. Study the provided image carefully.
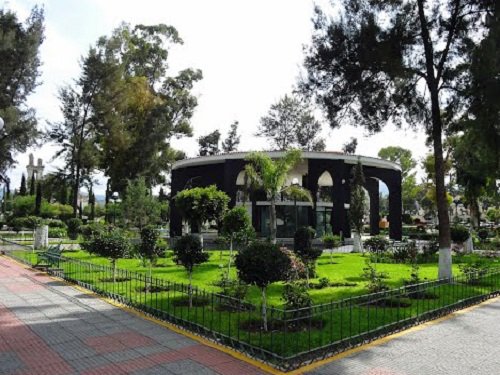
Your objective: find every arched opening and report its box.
[363,177,388,236]
[235,170,248,203]
[316,171,334,237]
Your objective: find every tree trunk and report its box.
[188,270,193,308]
[470,198,480,229]
[431,100,452,279]
[196,221,204,249]
[227,237,233,279]
[72,165,80,218]
[148,260,153,291]
[417,0,452,279]
[270,199,277,244]
[261,287,268,331]
[353,232,362,253]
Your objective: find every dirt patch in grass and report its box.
[99,276,131,283]
[135,285,171,293]
[239,317,325,332]
[171,296,210,307]
[365,297,412,308]
[407,290,439,300]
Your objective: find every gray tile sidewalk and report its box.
[1,255,499,375]
[305,296,500,375]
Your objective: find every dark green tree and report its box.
[83,228,131,282]
[139,226,160,288]
[220,206,255,277]
[89,24,202,194]
[293,226,322,287]
[88,188,96,221]
[47,82,99,217]
[34,181,42,215]
[29,174,35,196]
[19,174,27,196]
[221,121,240,153]
[173,235,209,307]
[342,138,357,155]
[198,130,221,156]
[257,94,325,151]
[378,146,419,214]
[235,241,291,331]
[158,187,168,202]
[301,0,494,278]
[121,177,161,229]
[174,185,229,246]
[0,7,44,175]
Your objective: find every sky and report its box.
[3,0,430,195]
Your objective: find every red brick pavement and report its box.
[0,256,270,375]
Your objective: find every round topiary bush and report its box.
[477,228,489,241]
[364,235,389,254]
[66,218,82,240]
[451,225,469,244]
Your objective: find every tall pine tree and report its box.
[19,174,27,196]
[301,0,494,278]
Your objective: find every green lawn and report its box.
[8,248,499,362]
[60,249,498,307]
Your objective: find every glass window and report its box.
[316,207,332,237]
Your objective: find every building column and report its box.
[365,178,380,236]
[388,173,403,240]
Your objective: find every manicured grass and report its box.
[8,248,499,363]
[58,249,498,306]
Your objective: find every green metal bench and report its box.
[36,243,63,269]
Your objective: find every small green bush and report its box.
[48,228,67,238]
[80,223,107,241]
[477,229,489,241]
[361,259,389,293]
[451,225,469,244]
[47,219,66,228]
[282,281,312,311]
[392,242,418,262]
[364,235,389,254]
[322,234,341,248]
[66,218,82,240]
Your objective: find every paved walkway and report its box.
[0,256,267,375]
[308,297,500,375]
[1,255,499,375]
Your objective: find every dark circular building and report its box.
[170,151,402,240]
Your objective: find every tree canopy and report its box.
[301,0,496,278]
[257,94,325,151]
[0,7,44,174]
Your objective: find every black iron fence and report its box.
[3,247,500,371]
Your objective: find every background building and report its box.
[170,151,402,240]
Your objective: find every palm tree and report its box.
[245,150,310,244]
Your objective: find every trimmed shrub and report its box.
[477,228,489,241]
[47,219,66,228]
[48,228,67,238]
[66,218,82,240]
[451,225,469,244]
[364,235,389,254]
